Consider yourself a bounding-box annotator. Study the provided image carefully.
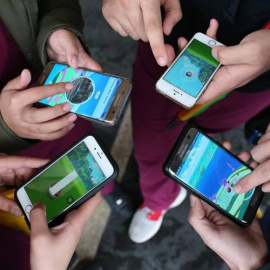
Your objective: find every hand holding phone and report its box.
[47,29,102,72]
[15,134,118,227]
[156,20,223,108]
[30,193,102,270]
[0,69,77,141]
[0,155,48,217]
[164,124,263,226]
[38,62,132,125]
[188,194,268,270]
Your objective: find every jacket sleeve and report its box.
[0,113,33,154]
[36,0,89,67]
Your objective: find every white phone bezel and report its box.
[16,136,114,222]
[156,32,223,109]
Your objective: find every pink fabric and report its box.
[0,19,38,89]
[131,41,270,211]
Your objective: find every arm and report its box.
[36,0,87,66]
[30,193,102,270]
[36,0,102,71]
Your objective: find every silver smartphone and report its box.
[156,33,223,109]
[37,62,132,125]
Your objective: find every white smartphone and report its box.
[15,134,118,227]
[156,33,223,109]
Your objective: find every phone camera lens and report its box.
[112,111,116,114]
[94,148,96,150]
[187,135,191,139]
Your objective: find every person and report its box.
[0,0,102,154]
[0,154,102,270]
[188,130,270,269]
[102,0,270,243]
[0,1,111,269]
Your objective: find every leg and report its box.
[193,90,270,133]
[131,42,186,211]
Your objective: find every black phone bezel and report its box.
[163,123,264,226]
[14,133,119,228]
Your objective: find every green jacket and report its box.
[0,0,88,154]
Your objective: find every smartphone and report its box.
[156,33,223,109]
[15,134,118,227]
[164,125,264,226]
[37,62,132,125]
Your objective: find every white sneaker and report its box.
[128,188,187,243]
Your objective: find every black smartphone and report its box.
[15,134,118,228]
[164,124,263,226]
[37,62,132,126]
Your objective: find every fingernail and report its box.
[68,114,77,122]
[167,24,173,34]
[34,201,46,210]
[190,196,195,208]
[68,123,75,130]
[212,48,218,59]
[71,56,78,68]
[63,103,72,112]
[13,207,22,217]
[157,57,166,66]
[65,83,73,90]
[262,184,270,193]
[234,185,241,193]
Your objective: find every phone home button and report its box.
[25,205,33,214]
[208,40,216,46]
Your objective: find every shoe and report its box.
[103,183,135,219]
[128,188,187,243]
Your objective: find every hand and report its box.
[0,155,48,217]
[0,69,78,140]
[47,29,102,71]
[102,0,182,66]
[165,19,220,67]
[189,195,268,270]
[188,142,268,270]
[234,124,270,193]
[198,29,270,103]
[30,193,102,270]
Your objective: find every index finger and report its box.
[18,82,73,106]
[234,159,270,193]
[141,1,168,66]
[0,156,49,170]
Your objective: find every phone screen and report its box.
[163,39,219,98]
[23,141,106,222]
[171,130,255,221]
[39,63,123,120]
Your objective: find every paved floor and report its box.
[76,1,268,269]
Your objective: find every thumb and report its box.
[188,195,206,226]
[30,202,50,236]
[64,37,80,68]
[188,195,215,239]
[212,43,249,65]
[3,69,31,91]
[163,0,183,35]
[0,196,22,217]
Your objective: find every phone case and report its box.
[163,124,264,226]
[15,134,119,228]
